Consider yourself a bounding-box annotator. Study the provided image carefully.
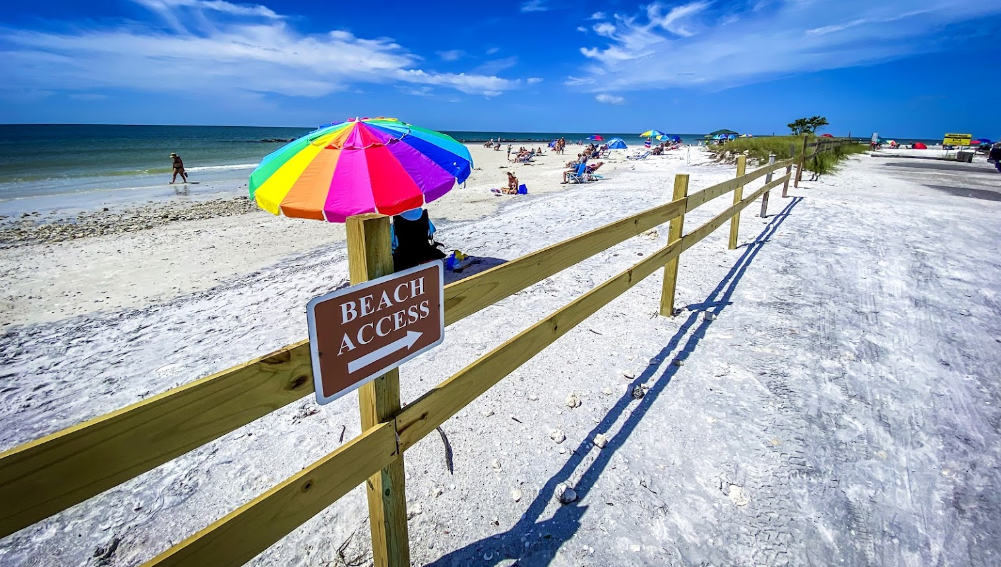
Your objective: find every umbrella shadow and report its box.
[424,197,804,567]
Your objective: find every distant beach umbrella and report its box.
[249,117,471,223]
[606,138,628,149]
[639,130,665,138]
[913,142,928,149]
[820,133,834,138]
[589,135,604,141]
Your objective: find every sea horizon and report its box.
[0,124,940,213]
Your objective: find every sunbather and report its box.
[505,171,519,194]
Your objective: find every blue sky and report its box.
[1,0,999,138]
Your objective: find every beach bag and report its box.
[517,184,528,195]
[392,210,446,272]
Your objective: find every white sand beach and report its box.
[2,147,1000,567]
[0,142,646,328]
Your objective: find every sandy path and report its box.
[2,153,998,567]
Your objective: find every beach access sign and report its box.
[943,133,971,146]
[306,261,444,405]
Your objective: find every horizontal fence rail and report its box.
[1,151,815,567]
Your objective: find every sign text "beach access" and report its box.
[306,262,444,405]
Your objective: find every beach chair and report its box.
[565,162,591,184]
[627,151,651,161]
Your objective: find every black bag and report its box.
[392,209,446,272]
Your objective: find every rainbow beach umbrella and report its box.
[639,129,665,138]
[249,117,472,223]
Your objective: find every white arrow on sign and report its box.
[347,331,423,373]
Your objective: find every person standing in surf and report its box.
[169,153,188,184]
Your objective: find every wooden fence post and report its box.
[794,135,807,188]
[728,155,746,250]
[760,153,775,217]
[346,214,411,567]
[659,174,689,317]
[782,143,794,197]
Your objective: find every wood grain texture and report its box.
[660,174,690,317]
[761,154,776,218]
[443,198,687,324]
[0,197,689,538]
[346,215,410,567]
[0,340,313,538]
[685,157,795,212]
[141,422,398,567]
[396,238,684,452]
[795,135,808,187]
[683,173,790,253]
[728,155,747,250]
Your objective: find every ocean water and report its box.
[0,124,937,216]
[0,124,313,202]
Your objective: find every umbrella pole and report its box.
[346,214,412,567]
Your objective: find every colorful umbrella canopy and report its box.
[249,117,472,223]
[820,133,834,138]
[589,135,604,141]
[606,138,628,149]
[640,130,665,138]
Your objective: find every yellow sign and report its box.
[943,133,971,146]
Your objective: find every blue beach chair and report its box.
[566,162,590,184]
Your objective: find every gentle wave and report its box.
[0,163,258,185]
[184,163,259,173]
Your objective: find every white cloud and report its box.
[576,26,587,32]
[646,1,709,37]
[593,22,616,37]
[486,46,500,55]
[596,93,625,104]
[520,0,550,13]
[436,49,465,61]
[588,11,606,20]
[471,56,519,76]
[526,77,543,84]
[574,0,1001,93]
[0,0,525,100]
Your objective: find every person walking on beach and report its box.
[169,153,188,184]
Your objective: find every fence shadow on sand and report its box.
[426,197,805,567]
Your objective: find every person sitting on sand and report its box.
[506,171,519,194]
[169,153,188,184]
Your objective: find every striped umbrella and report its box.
[249,117,472,223]
[639,129,665,138]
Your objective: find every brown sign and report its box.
[306,261,444,405]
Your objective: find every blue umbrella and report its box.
[606,137,628,149]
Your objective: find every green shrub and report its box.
[717,136,867,172]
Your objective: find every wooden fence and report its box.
[0,144,838,566]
